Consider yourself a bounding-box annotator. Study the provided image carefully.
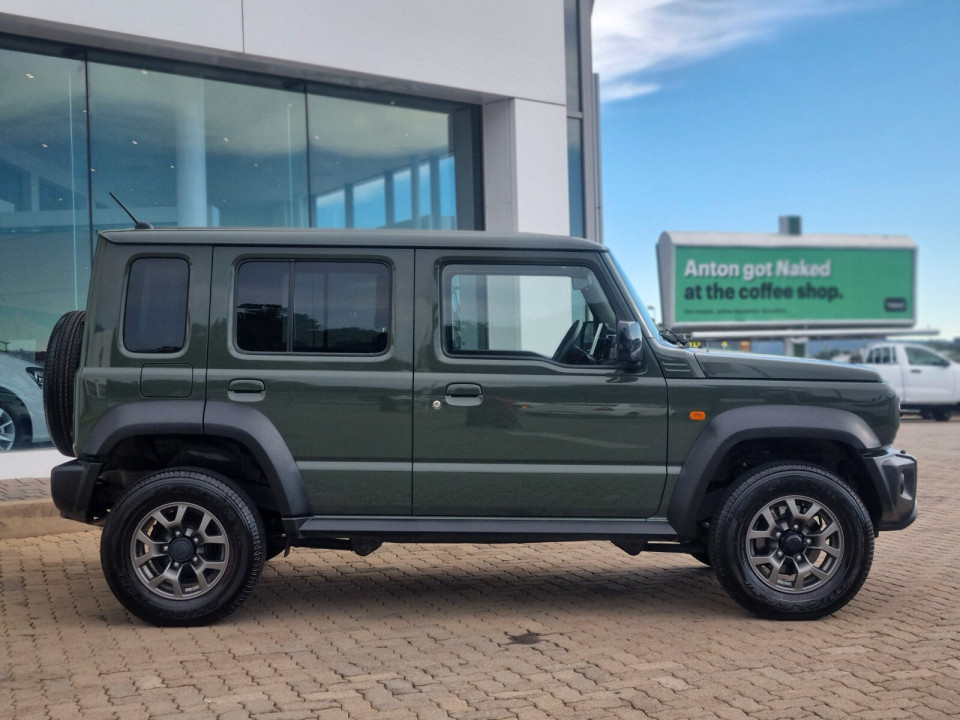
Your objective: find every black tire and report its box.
[100,469,265,626]
[0,397,30,452]
[709,463,874,620]
[932,409,951,422]
[43,310,85,456]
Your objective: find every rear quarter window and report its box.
[123,257,189,353]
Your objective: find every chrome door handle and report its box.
[444,383,482,406]
[228,379,265,401]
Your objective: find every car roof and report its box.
[98,227,605,253]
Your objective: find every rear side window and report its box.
[124,257,189,353]
[237,261,390,354]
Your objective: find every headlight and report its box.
[26,367,44,389]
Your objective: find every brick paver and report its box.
[0,418,957,719]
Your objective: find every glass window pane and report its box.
[237,261,290,352]
[88,63,308,230]
[444,266,617,364]
[568,118,585,238]
[293,262,389,354]
[392,169,412,225]
[124,258,189,353]
[309,94,472,230]
[0,47,90,449]
[316,190,346,228]
[352,177,386,229]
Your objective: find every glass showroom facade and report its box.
[0,39,482,449]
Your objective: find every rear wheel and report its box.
[101,469,265,626]
[932,408,951,422]
[710,463,874,620]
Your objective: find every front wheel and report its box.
[709,463,874,620]
[101,469,265,626]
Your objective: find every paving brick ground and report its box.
[0,418,957,719]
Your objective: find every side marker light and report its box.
[689,411,706,421]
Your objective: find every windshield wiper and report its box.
[659,327,688,347]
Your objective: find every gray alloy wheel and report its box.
[742,494,844,594]
[129,501,233,600]
[101,469,265,626]
[710,463,874,620]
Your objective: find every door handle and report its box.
[228,379,265,402]
[445,383,482,407]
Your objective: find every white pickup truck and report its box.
[861,343,960,421]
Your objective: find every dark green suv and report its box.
[45,228,917,626]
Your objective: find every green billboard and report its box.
[657,234,916,330]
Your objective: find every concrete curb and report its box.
[0,498,90,540]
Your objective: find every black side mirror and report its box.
[616,321,644,365]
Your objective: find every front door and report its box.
[412,249,668,518]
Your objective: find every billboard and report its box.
[657,233,916,331]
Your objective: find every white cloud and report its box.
[593,0,881,102]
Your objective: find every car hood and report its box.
[694,351,882,382]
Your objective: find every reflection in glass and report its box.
[0,48,89,449]
[124,258,189,353]
[309,94,460,230]
[236,261,389,354]
[88,63,309,229]
[568,118,585,238]
[0,39,483,451]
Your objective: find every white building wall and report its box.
[1,0,570,236]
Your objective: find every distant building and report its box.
[0,1,601,468]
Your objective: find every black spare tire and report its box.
[44,310,85,457]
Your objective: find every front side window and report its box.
[443,265,618,365]
[905,346,947,367]
[124,257,189,353]
[237,261,390,354]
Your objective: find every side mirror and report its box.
[616,321,644,365]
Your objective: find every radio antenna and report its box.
[109,192,154,229]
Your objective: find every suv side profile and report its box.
[46,228,917,626]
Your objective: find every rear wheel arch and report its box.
[82,401,309,521]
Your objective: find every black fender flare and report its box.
[667,404,881,542]
[79,400,309,517]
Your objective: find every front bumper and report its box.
[865,447,917,532]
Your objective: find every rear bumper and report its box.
[864,448,917,532]
[50,460,102,523]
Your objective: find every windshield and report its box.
[608,253,661,341]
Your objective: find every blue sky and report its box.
[593,0,960,341]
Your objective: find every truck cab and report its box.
[862,343,960,421]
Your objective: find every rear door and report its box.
[208,246,414,515]
[412,248,669,518]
